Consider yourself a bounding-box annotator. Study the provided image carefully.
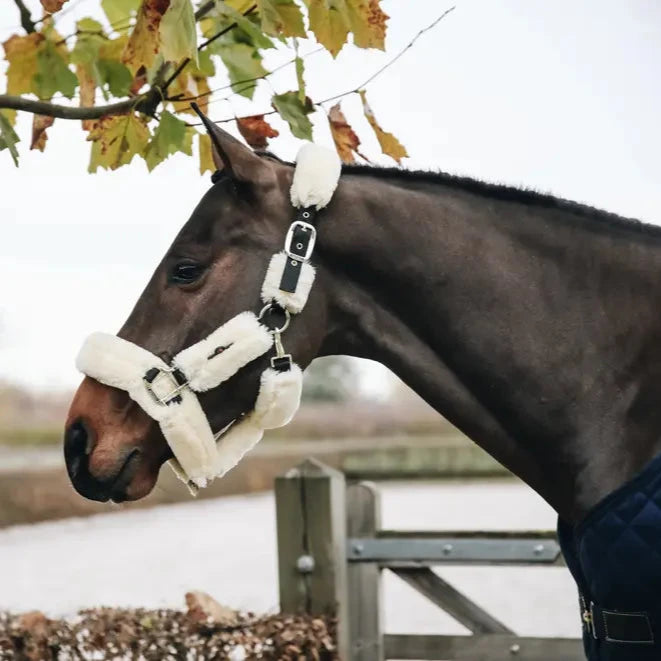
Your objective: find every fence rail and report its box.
[275,458,584,660]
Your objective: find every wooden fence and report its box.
[275,458,584,661]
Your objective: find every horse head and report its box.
[64,112,336,502]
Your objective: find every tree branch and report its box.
[13,0,35,34]
[0,93,159,120]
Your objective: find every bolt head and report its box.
[296,554,315,573]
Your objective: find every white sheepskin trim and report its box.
[76,332,167,392]
[173,312,272,392]
[290,143,341,210]
[213,417,264,479]
[253,365,303,429]
[261,252,316,314]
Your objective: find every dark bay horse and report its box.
[65,116,661,659]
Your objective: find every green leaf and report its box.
[98,59,132,96]
[0,111,20,166]
[295,54,305,102]
[87,113,151,172]
[272,91,314,140]
[160,0,199,66]
[188,49,216,78]
[33,41,78,99]
[258,0,306,37]
[218,43,267,99]
[101,0,140,28]
[144,111,193,171]
[214,2,275,49]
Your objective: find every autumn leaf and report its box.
[87,113,151,172]
[193,76,211,115]
[144,110,192,171]
[306,0,350,57]
[328,103,360,163]
[198,132,214,174]
[41,0,69,13]
[33,40,78,99]
[258,0,306,38]
[358,89,407,163]
[31,114,55,152]
[122,0,171,74]
[160,0,198,66]
[3,33,45,96]
[344,0,387,50]
[217,43,267,99]
[213,3,275,50]
[0,111,19,166]
[272,91,314,140]
[236,115,279,149]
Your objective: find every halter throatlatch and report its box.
[76,140,341,493]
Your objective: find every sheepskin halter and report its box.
[76,141,341,493]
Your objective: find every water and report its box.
[0,479,581,637]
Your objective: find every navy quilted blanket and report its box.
[558,451,661,660]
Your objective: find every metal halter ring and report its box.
[258,303,291,334]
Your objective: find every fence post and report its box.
[275,458,349,657]
[347,481,383,661]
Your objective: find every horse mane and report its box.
[256,151,658,238]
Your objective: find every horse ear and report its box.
[191,103,271,184]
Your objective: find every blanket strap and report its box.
[582,597,655,644]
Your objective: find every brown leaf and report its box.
[122,0,171,73]
[76,65,95,131]
[236,114,279,149]
[40,0,69,13]
[30,114,55,152]
[328,103,360,163]
[185,591,240,627]
[358,89,407,163]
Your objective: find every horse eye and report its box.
[170,261,205,285]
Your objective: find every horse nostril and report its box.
[64,419,95,475]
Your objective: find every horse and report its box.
[64,108,661,660]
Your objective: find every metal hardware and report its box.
[302,210,310,219]
[590,602,598,639]
[284,220,317,261]
[346,537,563,564]
[296,554,315,574]
[509,643,521,655]
[258,303,291,334]
[143,366,188,405]
[271,327,292,371]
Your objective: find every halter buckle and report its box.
[284,220,316,261]
[143,366,188,405]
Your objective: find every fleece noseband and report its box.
[76,143,341,492]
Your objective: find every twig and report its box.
[13,0,35,34]
[188,5,457,126]
[318,5,456,105]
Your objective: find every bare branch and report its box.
[13,0,36,34]
[0,94,152,120]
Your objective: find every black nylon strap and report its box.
[279,207,316,294]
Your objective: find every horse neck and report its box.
[316,171,661,522]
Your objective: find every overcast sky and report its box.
[1,0,660,391]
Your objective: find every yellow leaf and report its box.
[87,113,151,172]
[41,0,69,12]
[307,0,349,57]
[193,76,211,115]
[122,0,171,74]
[198,133,214,175]
[345,0,387,50]
[3,33,45,95]
[358,89,407,164]
[76,65,95,131]
[328,103,359,163]
[258,0,306,38]
[99,35,128,61]
[169,72,197,115]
